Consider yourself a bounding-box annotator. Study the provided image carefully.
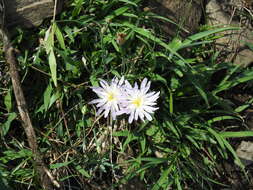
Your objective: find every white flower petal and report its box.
[104,107,110,118]
[134,82,138,90]
[139,110,145,121]
[97,107,104,116]
[97,99,108,107]
[134,109,139,121]
[141,78,148,89]
[99,79,108,89]
[142,106,158,113]
[89,98,102,104]
[128,111,134,124]
[143,111,152,121]
[112,111,117,120]
[119,76,125,85]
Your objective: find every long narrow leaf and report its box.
[220,131,253,138]
[49,49,57,87]
[123,23,185,60]
[182,27,239,47]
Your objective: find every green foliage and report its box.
[1,0,253,189]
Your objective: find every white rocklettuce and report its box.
[121,78,160,123]
[90,77,159,123]
[89,77,125,120]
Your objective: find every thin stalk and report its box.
[109,115,115,189]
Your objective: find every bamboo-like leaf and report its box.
[124,23,184,60]
[44,25,55,54]
[220,131,253,138]
[55,23,66,50]
[75,165,90,178]
[43,83,52,111]
[49,49,57,87]
[50,160,74,169]
[214,69,253,94]
[119,0,138,6]
[207,115,240,125]
[4,90,12,112]
[182,27,239,47]
[2,113,17,136]
[105,6,129,21]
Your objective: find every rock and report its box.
[119,177,146,190]
[5,0,63,28]
[206,0,253,66]
[149,0,204,37]
[236,141,253,166]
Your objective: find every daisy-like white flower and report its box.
[89,77,125,120]
[122,78,160,123]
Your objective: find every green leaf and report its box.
[122,13,138,18]
[151,156,176,190]
[64,26,75,43]
[245,42,253,51]
[190,76,209,107]
[113,130,130,137]
[150,74,167,84]
[4,90,12,112]
[169,91,173,114]
[168,38,182,51]
[140,136,146,153]
[222,138,245,170]
[175,174,182,190]
[105,6,129,21]
[81,105,87,115]
[49,91,61,109]
[43,83,52,111]
[207,115,240,125]
[214,68,253,94]
[89,75,99,86]
[55,23,66,50]
[122,132,139,152]
[148,14,185,32]
[72,0,84,17]
[50,160,73,169]
[207,127,226,158]
[75,165,90,178]
[220,131,253,138]
[49,49,57,87]
[1,113,17,136]
[0,172,12,190]
[1,149,32,163]
[44,25,55,54]
[124,23,184,60]
[164,121,180,138]
[119,0,138,6]
[171,77,179,90]
[139,157,168,163]
[181,27,239,47]
[146,125,158,136]
[235,98,253,113]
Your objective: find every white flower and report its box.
[122,78,159,123]
[89,77,125,120]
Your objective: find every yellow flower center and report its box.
[107,92,116,101]
[132,97,143,108]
